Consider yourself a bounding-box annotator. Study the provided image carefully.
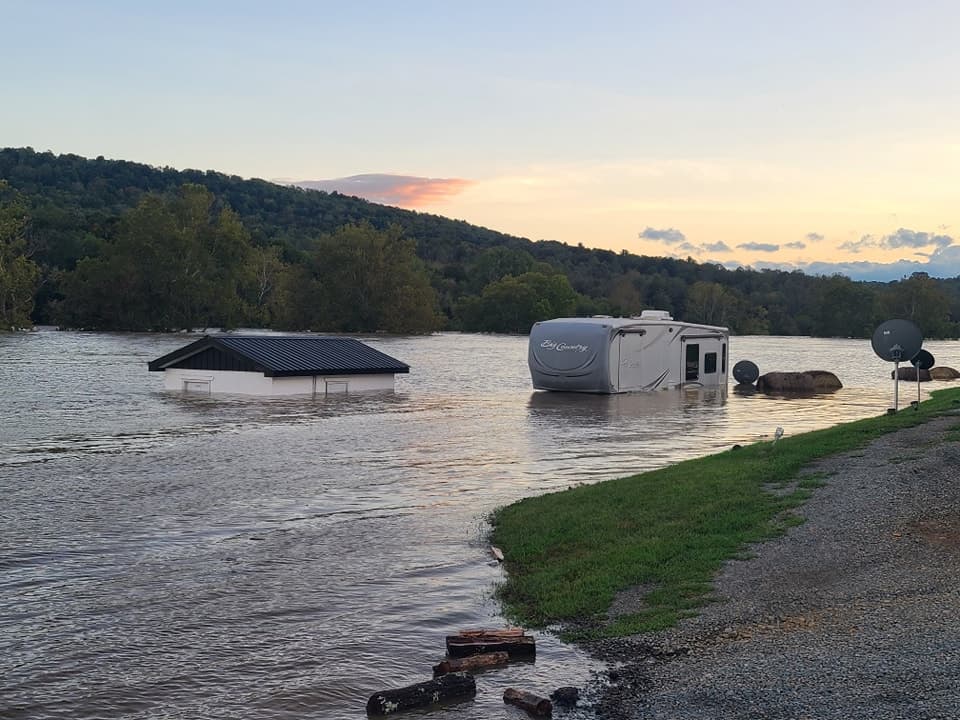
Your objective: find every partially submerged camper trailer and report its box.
[528,310,729,394]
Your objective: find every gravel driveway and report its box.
[585,413,960,720]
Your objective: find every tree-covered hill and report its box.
[1,146,958,337]
[0,147,531,262]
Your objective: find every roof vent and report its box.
[639,310,673,321]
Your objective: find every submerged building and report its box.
[148,335,409,396]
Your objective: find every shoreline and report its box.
[585,412,960,718]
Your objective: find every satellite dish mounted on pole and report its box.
[732,360,760,385]
[871,319,923,413]
[910,348,935,408]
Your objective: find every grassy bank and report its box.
[490,388,960,640]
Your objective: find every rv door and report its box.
[616,332,645,391]
[682,336,726,387]
[684,342,700,384]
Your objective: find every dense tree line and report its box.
[1,147,958,338]
[48,186,446,333]
[0,181,40,329]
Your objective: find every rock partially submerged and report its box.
[551,686,580,707]
[930,366,960,380]
[802,370,843,391]
[757,372,814,393]
[892,367,931,381]
[756,371,842,393]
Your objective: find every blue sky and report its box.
[4,1,960,281]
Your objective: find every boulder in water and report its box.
[892,367,931,381]
[930,366,960,380]
[756,372,815,393]
[755,370,842,393]
[803,370,843,390]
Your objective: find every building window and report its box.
[325,381,349,395]
[183,380,211,394]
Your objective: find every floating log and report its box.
[457,627,524,638]
[366,672,476,716]
[446,630,535,658]
[503,688,552,717]
[490,545,504,562]
[433,650,509,676]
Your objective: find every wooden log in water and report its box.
[457,627,524,638]
[433,650,510,676]
[446,631,535,658]
[503,688,552,717]
[365,672,476,716]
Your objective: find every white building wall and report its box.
[272,374,395,394]
[161,368,396,396]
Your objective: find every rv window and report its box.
[721,343,727,373]
[704,352,717,374]
[685,343,700,381]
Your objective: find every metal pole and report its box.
[917,369,921,408]
[893,360,899,411]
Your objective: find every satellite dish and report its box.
[871,320,923,362]
[733,360,760,384]
[911,348,935,371]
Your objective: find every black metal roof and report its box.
[148,335,410,377]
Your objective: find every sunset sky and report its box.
[4,1,959,281]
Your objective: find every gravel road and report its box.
[584,412,960,720]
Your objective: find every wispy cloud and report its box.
[741,244,960,281]
[287,174,474,208]
[884,228,953,249]
[737,242,780,253]
[640,229,735,257]
[839,227,953,254]
[663,240,732,258]
[805,232,824,242]
[785,241,806,249]
[639,227,686,245]
[839,234,874,253]
[702,241,732,253]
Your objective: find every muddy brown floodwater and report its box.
[2,329,958,719]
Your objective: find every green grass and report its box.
[797,471,831,489]
[490,388,960,640]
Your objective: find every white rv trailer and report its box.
[528,310,729,393]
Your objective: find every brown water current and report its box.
[2,330,958,719]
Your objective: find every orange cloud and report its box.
[288,174,474,208]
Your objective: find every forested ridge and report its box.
[2,147,958,337]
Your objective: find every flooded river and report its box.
[2,329,958,719]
